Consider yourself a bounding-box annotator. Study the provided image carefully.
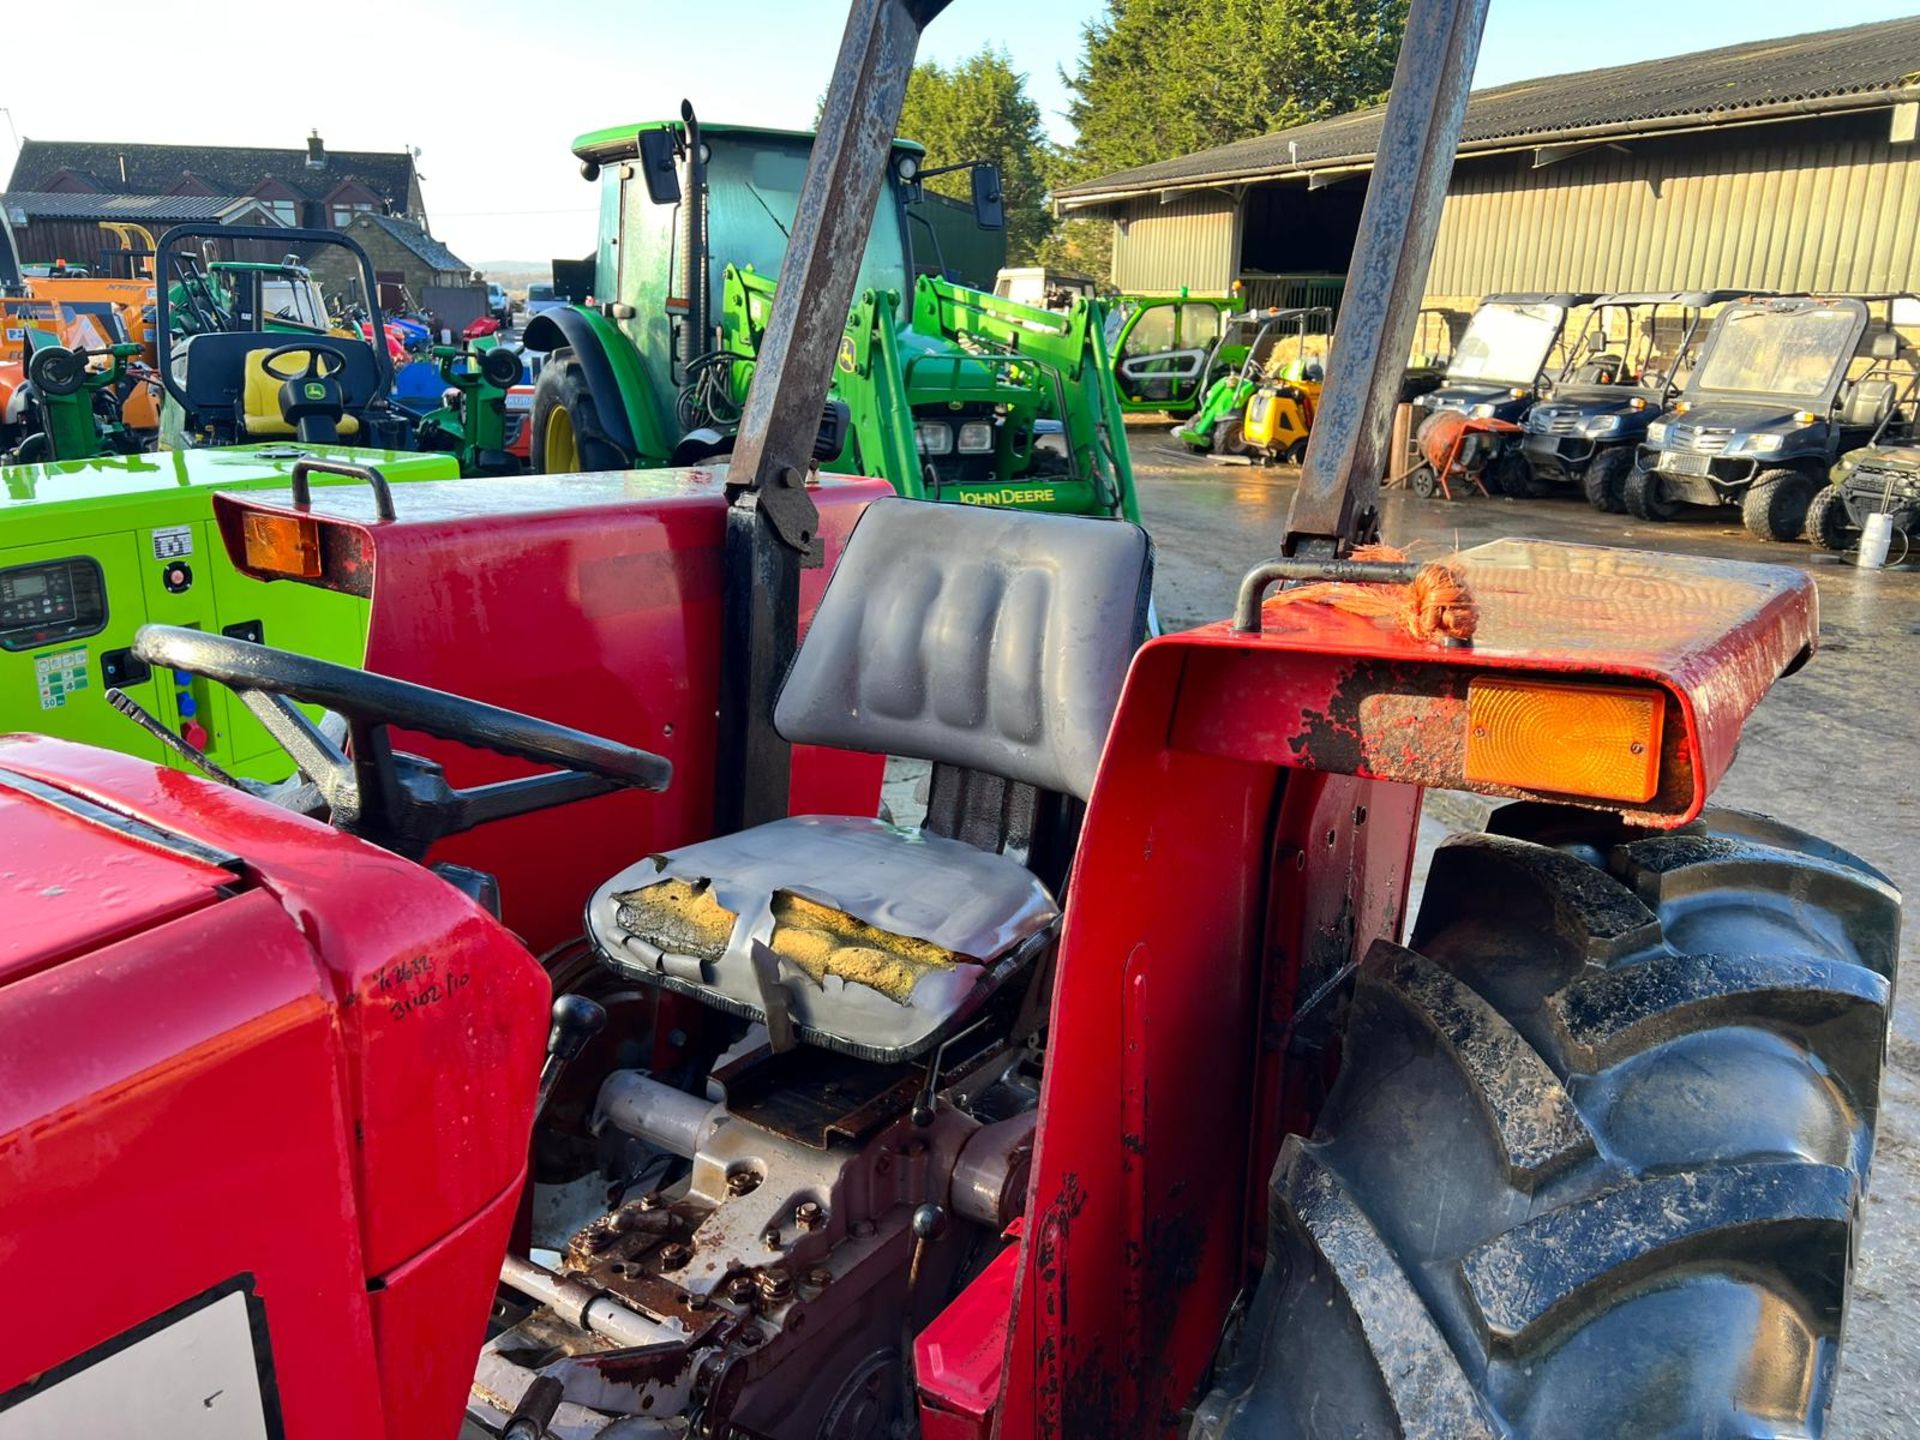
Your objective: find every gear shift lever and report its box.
[535,994,607,1118]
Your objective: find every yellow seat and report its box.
[241,347,358,437]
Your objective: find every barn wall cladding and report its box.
[1427,113,1920,302]
[1110,193,1239,294]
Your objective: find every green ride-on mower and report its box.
[1631,294,1920,540]
[525,110,1138,520]
[1171,306,1332,458]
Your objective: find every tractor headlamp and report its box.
[896,155,920,182]
[915,421,953,455]
[956,421,995,454]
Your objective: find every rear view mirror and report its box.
[1871,330,1900,360]
[972,164,1005,231]
[637,130,682,206]
[1586,331,1606,354]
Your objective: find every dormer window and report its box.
[331,201,374,228]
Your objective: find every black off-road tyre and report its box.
[1743,466,1819,542]
[1623,462,1680,520]
[1583,445,1633,513]
[1213,416,1249,458]
[1804,483,1852,554]
[1407,464,1440,499]
[1487,448,1543,499]
[530,349,630,474]
[1195,807,1898,1440]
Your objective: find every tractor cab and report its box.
[156,224,404,450]
[1103,290,1240,416]
[1521,289,1751,510]
[1632,293,1920,539]
[526,113,1139,520]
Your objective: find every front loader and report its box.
[0,4,1896,1440]
[524,113,1138,520]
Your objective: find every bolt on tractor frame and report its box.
[0,0,1899,1437]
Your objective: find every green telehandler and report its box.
[524,109,1139,521]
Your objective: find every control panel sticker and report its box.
[152,525,194,561]
[34,649,88,710]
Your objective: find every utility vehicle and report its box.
[527,113,1137,520]
[1407,290,1595,496]
[1520,290,1744,511]
[1630,293,1920,540]
[0,3,1897,1439]
[1103,290,1241,417]
[1807,376,1920,555]
[1171,305,1332,457]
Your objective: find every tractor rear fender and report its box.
[924,538,1821,1437]
[520,305,674,465]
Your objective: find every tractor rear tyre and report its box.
[1213,416,1249,458]
[1195,808,1897,1440]
[1806,484,1852,553]
[1583,445,1633,513]
[531,349,629,474]
[1622,463,1680,520]
[1743,466,1819,542]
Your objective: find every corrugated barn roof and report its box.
[1059,15,1920,201]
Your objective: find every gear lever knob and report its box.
[536,994,607,1117]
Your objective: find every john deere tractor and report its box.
[524,111,1138,521]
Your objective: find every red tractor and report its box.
[0,2,1897,1438]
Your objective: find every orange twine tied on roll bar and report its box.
[1263,542,1478,644]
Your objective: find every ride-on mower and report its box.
[1406,290,1596,497]
[1519,290,1746,512]
[1172,306,1332,458]
[0,4,1897,1440]
[1631,293,1920,540]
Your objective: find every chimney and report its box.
[306,131,326,170]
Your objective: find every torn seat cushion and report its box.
[586,816,1058,1062]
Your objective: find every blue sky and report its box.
[3,0,1914,264]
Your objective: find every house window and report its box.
[261,199,297,226]
[331,201,374,228]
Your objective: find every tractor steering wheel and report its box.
[131,625,671,860]
[262,341,351,384]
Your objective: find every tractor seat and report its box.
[587,498,1154,1062]
[242,348,358,437]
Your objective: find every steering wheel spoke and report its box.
[133,625,670,859]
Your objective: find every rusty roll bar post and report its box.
[1280,0,1492,557]
[714,0,952,834]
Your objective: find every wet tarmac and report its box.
[1130,425,1919,1436]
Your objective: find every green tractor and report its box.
[525,110,1138,521]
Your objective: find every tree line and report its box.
[900,0,1409,278]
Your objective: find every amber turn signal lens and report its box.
[1464,676,1664,804]
[242,513,322,578]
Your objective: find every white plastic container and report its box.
[1858,511,1894,569]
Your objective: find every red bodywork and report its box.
[0,737,546,1437]
[0,470,886,1435]
[211,469,888,951]
[0,460,1816,1439]
[917,538,1817,1435]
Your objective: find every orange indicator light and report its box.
[241,513,323,578]
[1464,676,1664,804]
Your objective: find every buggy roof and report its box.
[1591,289,1771,308]
[1481,292,1601,309]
